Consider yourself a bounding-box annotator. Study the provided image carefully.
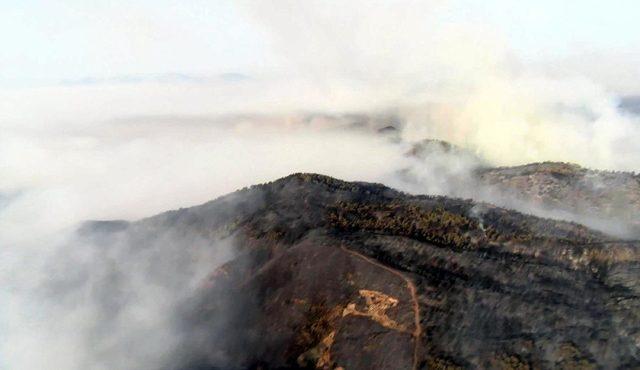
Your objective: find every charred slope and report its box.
[403,139,640,236]
[83,174,640,369]
[476,162,640,227]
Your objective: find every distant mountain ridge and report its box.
[477,161,640,230]
[402,139,640,236]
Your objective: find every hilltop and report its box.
[78,174,640,369]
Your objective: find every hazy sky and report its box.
[0,0,269,85]
[451,0,639,58]
[1,1,638,90]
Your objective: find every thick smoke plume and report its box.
[1,1,639,369]
[245,0,640,171]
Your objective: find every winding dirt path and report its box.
[340,245,422,370]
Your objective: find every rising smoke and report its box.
[1,1,639,369]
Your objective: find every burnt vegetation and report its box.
[329,201,482,249]
[85,173,640,369]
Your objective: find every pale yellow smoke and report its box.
[401,72,639,170]
[246,0,640,171]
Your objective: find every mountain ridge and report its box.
[77,173,640,369]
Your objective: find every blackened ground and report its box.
[84,173,640,369]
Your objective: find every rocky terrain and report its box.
[402,139,640,237]
[476,162,640,233]
[80,173,640,369]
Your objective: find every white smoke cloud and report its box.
[0,98,408,369]
[400,73,640,170]
[0,114,406,245]
[1,223,237,370]
[244,0,640,171]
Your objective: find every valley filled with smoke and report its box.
[1,1,640,369]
